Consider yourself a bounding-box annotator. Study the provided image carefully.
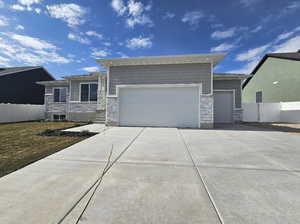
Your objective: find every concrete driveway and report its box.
[1,125,300,224]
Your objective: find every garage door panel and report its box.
[119,87,199,128]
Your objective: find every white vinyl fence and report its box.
[243,102,300,123]
[0,104,45,123]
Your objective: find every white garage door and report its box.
[214,91,233,123]
[119,86,200,128]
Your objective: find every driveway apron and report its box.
[73,127,221,224]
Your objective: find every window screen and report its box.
[81,84,89,101]
[60,88,66,102]
[256,91,262,103]
[80,83,98,102]
[54,89,60,102]
[53,114,60,120]
[90,84,98,101]
[54,88,66,102]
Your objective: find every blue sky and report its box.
[0,0,300,79]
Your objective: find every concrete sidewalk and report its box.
[62,124,106,133]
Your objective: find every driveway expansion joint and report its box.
[178,129,224,224]
[56,127,145,224]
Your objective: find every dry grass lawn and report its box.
[0,121,88,178]
[243,122,300,135]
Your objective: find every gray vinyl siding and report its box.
[213,80,242,108]
[109,63,211,95]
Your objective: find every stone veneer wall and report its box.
[106,97,119,126]
[97,75,106,111]
[200,95,214,128]
[44,86,68,120]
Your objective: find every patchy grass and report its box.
[0,121,88,178]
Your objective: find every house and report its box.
[0,66,54,105]
[37,54,248,128]
[243,50,300,103]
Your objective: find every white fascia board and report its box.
[97,54,226,69]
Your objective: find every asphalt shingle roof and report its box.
[266,51,300,61]
[0,66,40,77]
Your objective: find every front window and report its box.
[80,83,98,102]
[54,88,66,103]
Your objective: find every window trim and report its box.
[53,114,66,121]
[53,87,67,103]
[256,91,262,103]
[79,82,98,102]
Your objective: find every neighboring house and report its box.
[243,50,300,103]
[38,54,248,128]
[0,66,54,104]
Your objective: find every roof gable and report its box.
[242,51,300,88]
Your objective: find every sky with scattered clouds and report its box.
[0,0,300,78]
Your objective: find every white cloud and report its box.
[46,3,87,27]
[18,0,42,6]
[9,33,57,50]
[239,0,260,7]
[91,48,110,57]
[68,33,90,45]
[126,36,152,49]
[163,12,175,20]
[0,33,70,65]
[16,25,25,30]
[286,1,300,10]
[126,14,153,28]
[229,26,300,74]
[111,0,153,28]
[0,0,4,8]
[0,16,8,27]
[276,31,294,42]
[111,0,126,16]
[235,44,270,61]
[86,31,103,39]
[82,66,99,72]
[273,35,300,53]
[211,27,237,40]
[10,4,27,11]
[35,8,41,14]
[228,59,259,74]
[103,42,112,46]
[0,55,10,67]
[128,0,144,17]
[211,43,235,52]
[251,25,262,33]
[182,11,205,27]
[10,0,42,12]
